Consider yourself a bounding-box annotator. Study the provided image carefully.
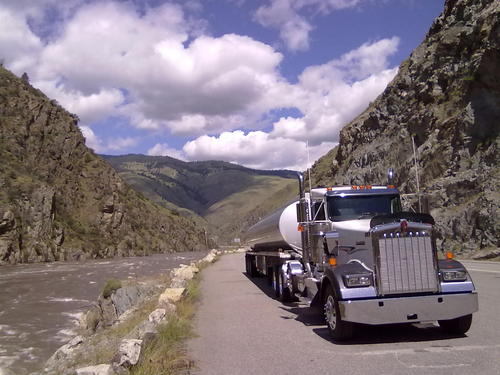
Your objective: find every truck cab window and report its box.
[312,201,326,220]
[327,194,401,222]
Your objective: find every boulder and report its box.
[113,339,142,368]
[76,364,115,375]
[135,320,158,345]
[46,336,84,365]
[170,264,199,287]
[148,308,167,324]
[158,288,185,305]
[202,251,217,263]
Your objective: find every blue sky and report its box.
[1,0,443,170]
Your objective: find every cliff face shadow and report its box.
[244,272,465,345]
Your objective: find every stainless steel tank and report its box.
[244,200,303,253]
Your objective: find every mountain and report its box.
[0,67,207,265]
[102,155,298,243]
[310,0,499,259]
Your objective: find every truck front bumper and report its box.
[339,292,478,325]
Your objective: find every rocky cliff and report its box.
[310,0,499,259]
[0,67,207,265]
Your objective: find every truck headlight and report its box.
[343,274,372,288]
[441,270,467,282]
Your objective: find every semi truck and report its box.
[244,171,478,340]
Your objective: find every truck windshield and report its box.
[327,194,401,222]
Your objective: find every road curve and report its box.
[188,253,500,375]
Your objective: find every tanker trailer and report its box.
[243,172,478,340]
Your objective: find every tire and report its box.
[245,254,258,277]
[267,267,274,286]
[323,285,353,341]
[438,314,472,335]
[273,267,280,298]
[278,272,293,302]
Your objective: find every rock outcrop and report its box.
[310,0,499,258]
[0,66,207,264]
[42,249,224,375]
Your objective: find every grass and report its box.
[71,296,161,368]
[102,279,122,298]
[130,275,202,375]
[204,175,297,242]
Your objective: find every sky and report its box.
[1,0,443,170]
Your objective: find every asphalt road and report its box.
[189,254,500,375]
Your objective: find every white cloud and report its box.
[183,130,335,170]
[80,126,140,153]
[255,0,364,51]
[255,0,312,51]
[2,0,400,170]
[107,137,138,151]
[330,37,400,81]
[148,143,187,161]
[8,2,290,138]
[0,7,42,73]
[79,125,103,152]
[35,81,124,124]
[270,38,399,147]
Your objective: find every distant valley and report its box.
[103,155,298,244]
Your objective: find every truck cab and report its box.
[244,173,478,340]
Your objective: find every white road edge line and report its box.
[466,268,500,274]
[359,344,500,356]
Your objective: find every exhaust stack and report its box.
[387,168,395,185]
[297,172,305,199]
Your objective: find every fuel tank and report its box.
[244,200,302,252]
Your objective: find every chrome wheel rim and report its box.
[325,295,337,330]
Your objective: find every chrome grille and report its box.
[377,232,438,295]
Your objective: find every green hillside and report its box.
[103,155,298,244]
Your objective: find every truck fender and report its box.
[319,268,342,305]
[322,263,376,301]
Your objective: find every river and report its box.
[0,251,207,375]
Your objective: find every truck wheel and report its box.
[245,254,258,277]
[273,267,280,298]
[438,314,472,335]
[279,272,293,302]
[324,286,353,341]
[267,267,274,286]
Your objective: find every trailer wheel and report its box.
[245,254,258,277]
[438,314,472,335]
[272,267,280,298]
[279,272,293,302]
[324,285,353,341]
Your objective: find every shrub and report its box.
[102,279,122,298]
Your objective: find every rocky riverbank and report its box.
[37,249,234,375]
